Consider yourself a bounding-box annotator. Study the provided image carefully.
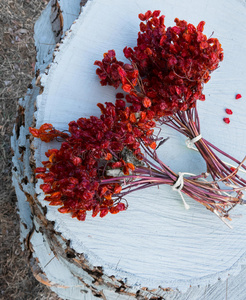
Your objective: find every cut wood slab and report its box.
[12,0,246,299]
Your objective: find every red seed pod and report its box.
[49,199,63,206]
[92,204,100,218]
[149,141,157,149]
[72,156,82,166]
[100,208,109,218]
[118,66,127,78]
[109,203,126,214]
[138,13,146,21]
[116,93,124,99]
[77,211,86,221]
[235,94,242,99]
[223,118,230,124]
[143,97,152,108]
[58,207,71,214]
[152,10,161,18]
[122,84,132,93]
[114,185,122,194]
[225,109,233,115]
[105,153,112,161]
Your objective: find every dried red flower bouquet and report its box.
[30,10,246,226]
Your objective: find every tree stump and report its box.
[12,0,246,299]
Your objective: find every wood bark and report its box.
[12,1,246,299]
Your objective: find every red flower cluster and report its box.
[30,98,157,221]
[95,10,223,116]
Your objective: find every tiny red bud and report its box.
[58,207,71,214]
[138,13,145,21]
[152,10,161,18]
[116,93,124,99]
[223,118,230,124]
[105,153,112,161]
[143,97,151,108]
[118,66,127,78]
[235,94,242,99]
[114,186,122,194]
[72,156,82,166]
[149,141,157,149]
[225,109,233,115]
[107,49,116,58]
[122,84,132,93]
[100,208,109,218]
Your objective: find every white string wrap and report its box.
[172,172,196,210]
[185,134,202,150]
[186,135,246,175]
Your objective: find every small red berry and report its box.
[223,118,230,124]
[225,109,233,115]
[235,94,242,99]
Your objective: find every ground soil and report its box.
[0,1,61,299]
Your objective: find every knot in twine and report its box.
[185,134,202,150]
[172,172,196,210]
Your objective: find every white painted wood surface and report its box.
[12,0,246,299]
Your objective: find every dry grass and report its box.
[0,1,61,299]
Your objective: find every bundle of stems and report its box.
[160,106,246,187]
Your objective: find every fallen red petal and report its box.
[225,109,233,115]
[223,118,230,124]
[235,94,242,99]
